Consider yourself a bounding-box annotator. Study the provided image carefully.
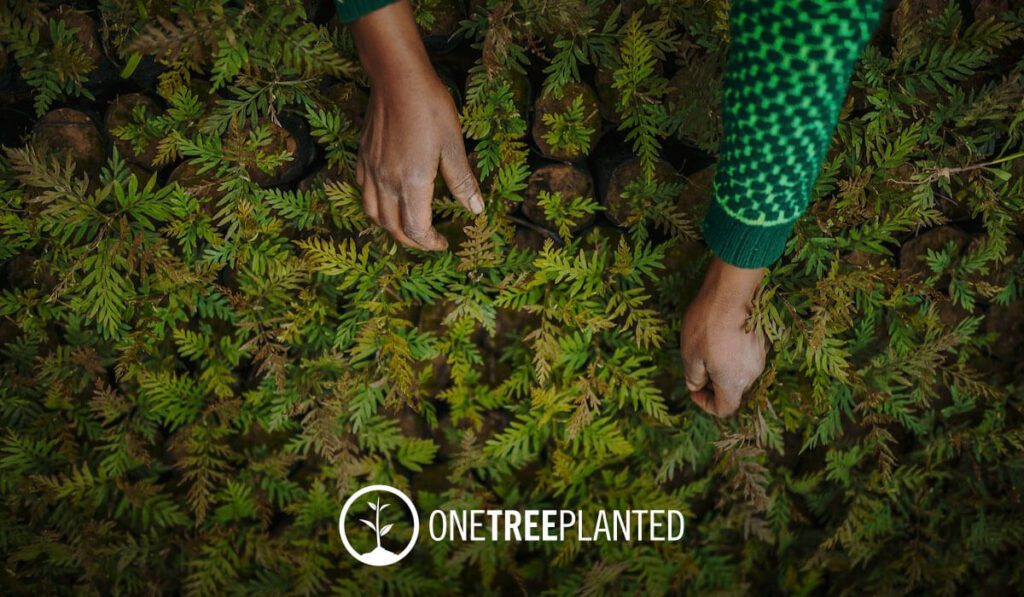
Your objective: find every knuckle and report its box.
[402,219,428,233]
[406,170,436,189]
[375,166,402,186]
[403,225,431,241]
[400,211,429,235]
[449,171,477,194]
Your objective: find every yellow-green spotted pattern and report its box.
[704,0,884,268]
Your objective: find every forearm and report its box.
[700,257,765,309]
[341,0,481,251]
[334,0,398,24]
[703,0,884,269]
[348,0,436,88]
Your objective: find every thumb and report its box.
[440,144,484,214]
[683,356,723,415]
[682,355,708,394]
[704,382,743,418]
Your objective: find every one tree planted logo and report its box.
[338,485,419,567]
[359,496,396,564]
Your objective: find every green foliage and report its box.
[0,0,1023,595]
[537,190,603,239]
[612,13,676,180]
[541,95,596,157]
[0,7,97,115]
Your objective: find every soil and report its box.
[522,163,596,232]
[242,117,313,187]
[603,158,679,226]
[963,235,1024,306]
[972,0,1014,20]
[891,0,947,46]
[514,225,558,251]
[323,82,369,129]
[935,295,970,328]
[359,545,400,566]
[31,108,105,179]
[473,67,531,123]
[169,161,226,201]
[4,254,59,294]
[105,94,162,170]
[52,5,103,65]
[420,0,463,53]
[665,52,724,152]
[531,82,602,161]
[677,165,716,221]
[661,239,709,274]
[434,220,470,252]
[898,225,969,285]
[985,300,1024,362]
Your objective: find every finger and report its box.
[688,366,744,418]
[707,382,743,417]
[400,182,448,251]
[682,356,708,394]
[683,355,726,417]
[359,168,380,226]
[377,186,427,250]
[440,143,484,214]
[689,387,718,416]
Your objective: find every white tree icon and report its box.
[339,484,419,567]
[357,496,399,564]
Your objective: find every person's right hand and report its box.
[349,0,483,251]
[680,256,768,417]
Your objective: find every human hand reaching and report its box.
[349,0,483,251]
[680,256,768,417]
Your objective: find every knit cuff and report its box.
[702,199,794,269]
[334,0,398,23]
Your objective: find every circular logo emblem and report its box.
[338,484,419,567]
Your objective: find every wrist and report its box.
[349,1,435,89]
[699,256,765,310]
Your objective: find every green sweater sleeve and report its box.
[334,0,398,23]
[702,0,884,268]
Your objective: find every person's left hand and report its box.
[680,256,768,417]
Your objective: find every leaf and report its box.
[366,500,377,511]
[120,52,143,78]
[988,168,1011,181]
[379,523,393,537]
[359,518,376,533]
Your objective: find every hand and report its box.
[349,0,483,251]
[680,256,768,417]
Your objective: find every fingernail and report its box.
[470,194,484,214]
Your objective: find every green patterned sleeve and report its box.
[702,0,884,269]
[334,0,398,23]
